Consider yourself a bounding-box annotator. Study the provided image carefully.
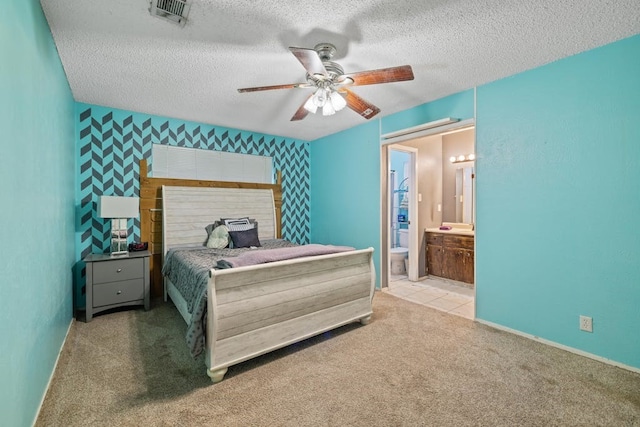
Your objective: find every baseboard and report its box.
[476,319,640,375]
[32,318,74,427]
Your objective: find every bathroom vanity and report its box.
[425,228,474,285]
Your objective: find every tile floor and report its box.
[383,275,475,319]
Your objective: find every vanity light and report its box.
[450,154,476,164]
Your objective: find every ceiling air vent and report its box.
[149,0,190,27]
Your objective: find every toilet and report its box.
[390,229,409,275]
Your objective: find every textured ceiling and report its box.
[40,0,640,141]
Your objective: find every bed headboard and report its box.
[162,185,277,250]
[139,159,282,297]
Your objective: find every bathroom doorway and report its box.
[386,144,419,283]
[380,124,476,319]
[380,122,476,306]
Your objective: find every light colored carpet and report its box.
[37,292,640,426]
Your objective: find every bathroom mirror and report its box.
[440,128,475,225]
[455,166,474,224]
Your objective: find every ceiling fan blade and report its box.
[237,82,311,93]
[343,65,414,86]
[343,88,380,120]
[290,94,312,121]
[289,47,328,77]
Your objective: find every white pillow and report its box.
[206,225,230,249]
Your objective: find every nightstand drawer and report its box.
[92,258,142,284]
[93,279,144,307]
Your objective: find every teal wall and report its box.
[390,150,410,186]
[475,34,640,368]
[2,5,637,425]
[74,104,310,307]
[310,121,382,281]
[311,36,640,369]
[381,89,475,135]
[0,1,76,426]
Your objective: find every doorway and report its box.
[388,145,418,283]
[380,124,476,319]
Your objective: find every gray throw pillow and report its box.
[229,227,261,248]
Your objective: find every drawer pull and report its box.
[116,290,122,295]
[117,268,122,273]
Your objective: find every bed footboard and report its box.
[205,247,375,383]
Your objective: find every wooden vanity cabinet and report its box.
[426,232,474,284]
[426,233,444,278]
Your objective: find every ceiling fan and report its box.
[237,43,414,121]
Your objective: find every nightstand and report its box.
[84,250,150,322]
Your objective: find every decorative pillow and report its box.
[223,217,254,232]
[222,216,250,223]
[204,223,217,238]
[229,227,261,248]
[204,222,226,246]
[206,218,258,247]
[206,225,230,249]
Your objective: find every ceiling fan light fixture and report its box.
[322,101,336,116]
[304,88,346,116]
[303,96,318,114]
[330,91,347,111]
[312,88,328,107]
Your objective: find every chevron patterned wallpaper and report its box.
[75,104,310,305]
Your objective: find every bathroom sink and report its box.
[446,229,474,235]
[425,223,474,235]
[442,222,474,231]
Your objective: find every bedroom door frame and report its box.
[381,143,419,287]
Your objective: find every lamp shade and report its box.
[303,95,318,113]
[330,91,347,111]
[98,196,139,219]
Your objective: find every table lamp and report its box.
[98,195,140,256]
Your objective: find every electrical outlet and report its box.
[579,315,593,332]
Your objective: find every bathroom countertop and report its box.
[425,227,475,236]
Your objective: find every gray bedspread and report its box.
[162,239,299,358]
